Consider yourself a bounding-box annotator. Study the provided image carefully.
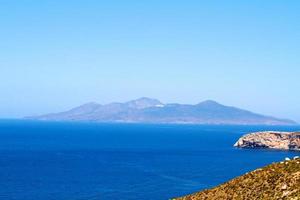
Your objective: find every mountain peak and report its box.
[197,100,222,106]
[126,97,163,109]
[133,97,160,102]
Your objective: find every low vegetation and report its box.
[174,158,300,200]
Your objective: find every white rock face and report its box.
[234,131,300,151]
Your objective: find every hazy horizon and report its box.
[1,1,300,121]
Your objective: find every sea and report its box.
[0,120,299,200]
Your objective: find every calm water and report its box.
[0,120,299,200]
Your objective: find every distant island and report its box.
[27,97,297,125]
[174,157,300,200]
[234,131,300,151]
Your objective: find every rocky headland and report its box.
[174,157,300,200]
[234,131,300,151]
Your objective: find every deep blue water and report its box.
[0,120,299,200]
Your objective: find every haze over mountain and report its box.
[27,98,296,125]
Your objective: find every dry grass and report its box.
[174,158,300,200]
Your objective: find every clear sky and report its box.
[1,0,300,121]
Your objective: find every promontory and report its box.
[234,131,300,151]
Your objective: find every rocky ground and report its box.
[234,131,300,151]
[174,157,300,200]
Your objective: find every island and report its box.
[174,157,300,200]
[26,97,297,125]
[234,131,300,151]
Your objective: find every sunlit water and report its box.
[0,120,299,200]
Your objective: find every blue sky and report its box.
[0,0,300,121]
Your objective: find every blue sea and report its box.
[0,120,299,200]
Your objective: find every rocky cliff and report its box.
[234,131,300,151]
[175,157,300,200]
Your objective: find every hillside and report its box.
[174,157,300,200]
[26,97,297,125]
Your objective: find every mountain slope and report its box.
[26,98,297,125]
[174,158,300,200]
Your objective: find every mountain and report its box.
[174,157,300,200]
[26,97,297,125]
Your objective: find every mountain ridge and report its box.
[26,97,297,125]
